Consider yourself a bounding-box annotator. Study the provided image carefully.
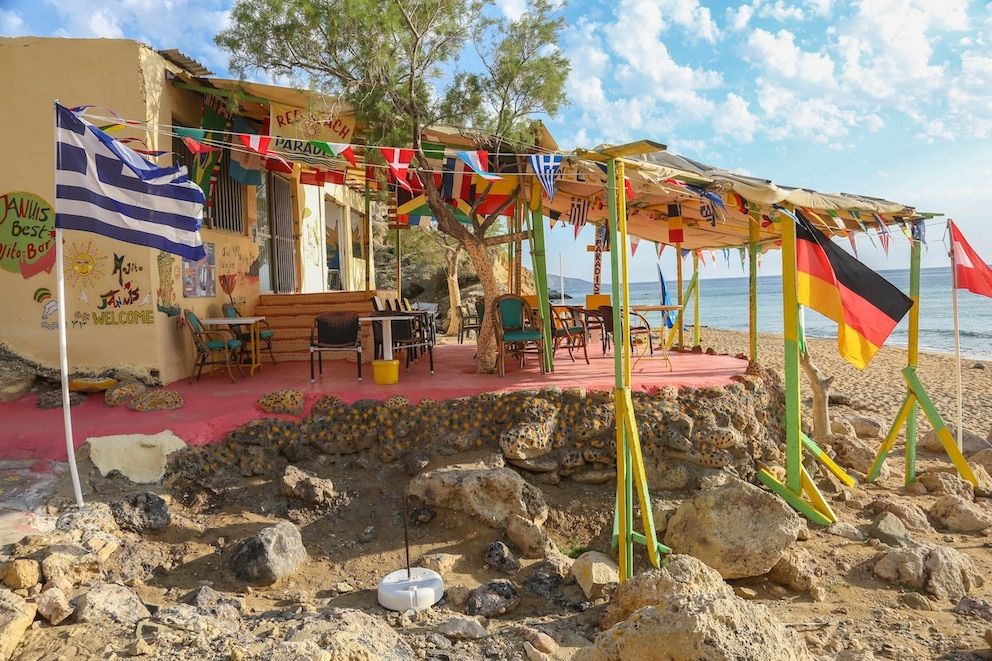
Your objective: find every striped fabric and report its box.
[55,103,206,261]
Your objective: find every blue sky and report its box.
[4,0,991,283]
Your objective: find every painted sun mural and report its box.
[63,240,108,289]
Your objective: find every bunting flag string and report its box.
[630,235,640,255]
[873,214,891,256]
[379,147,415,192]
[896,219,913,242]
[455,150,500,181]
[180,136,220,154]
[528,153,562,202]
[911,218,927,245]
[312,141,357,167]
[657,242,665,258]
[738,246,746,272]
[567,195,590,228]
[240,134,290,168]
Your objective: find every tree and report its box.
[216,0,569,371]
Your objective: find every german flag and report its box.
[792,209,912,369]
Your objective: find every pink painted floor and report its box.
[1,343,749,462]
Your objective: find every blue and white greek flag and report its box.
[55,103,206,261]
[528,153,562,202]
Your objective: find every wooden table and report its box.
[632,305,682,371]
[199,316,265,375]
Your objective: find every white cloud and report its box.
[712,93,758,142]
[725,4,754,32]
[40,0,231,74]
[745,28,836,90]
[755,1,806,22]
[495,0,527,21]
[754,80,856,142]
[804,0,833,17]
[0,9,28,36]
[833,0,962,102]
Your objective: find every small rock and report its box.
[0,559,41,590]
[111,492,172,532]
[36,587,73,624]
[485,541,521,575]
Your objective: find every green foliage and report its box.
[216,0,568,157]
[559,536,590,559]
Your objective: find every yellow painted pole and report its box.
[692,252,700,348]
[749,217,759,362]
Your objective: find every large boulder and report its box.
[75,583,150,625]
[227,521,307,585]
[577,594,813,661]
[0,589,37,661]
[874,543,984,601]
[664,478,802,578]
[928,494,992,532]
[600,554,732,629]
[408,466,548,527]
[286,608,416,660]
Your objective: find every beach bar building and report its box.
[1,37,384,386]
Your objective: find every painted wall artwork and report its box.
[182,242,215,298]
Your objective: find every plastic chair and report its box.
[597,305,653,356]
[184,309,243,384]
[494,294,545,377]
[222,302,277,365]
[310,312,363,382]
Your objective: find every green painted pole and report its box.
[780,212,802,494]
[529,191,553,373]
[905,234,922,480]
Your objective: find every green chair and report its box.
[493,294,545,378]
[184,309,244,383]
[550,305,590,364]
[222,303,277,365]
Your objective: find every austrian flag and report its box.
[239,135,290,168]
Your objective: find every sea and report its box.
[555,267,992,360]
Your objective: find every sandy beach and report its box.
[697,327,992,446]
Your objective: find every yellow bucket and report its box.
[372,359,399,385]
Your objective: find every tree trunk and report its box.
[444,246,462,337]
[462,236,501,373]
[800,350,834,442]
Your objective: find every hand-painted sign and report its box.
[269,101,356,166]
[0,192,56,277]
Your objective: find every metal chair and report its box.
[597,305,654,356]
[222,302,277,365]
[494,294,545,377]
[184,309,244,384]
[310,312,363,382]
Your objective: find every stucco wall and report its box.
[0,37,261,385]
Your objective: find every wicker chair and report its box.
[494,294,545,377]
[310,312,363,382]
[458,301,482,343]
